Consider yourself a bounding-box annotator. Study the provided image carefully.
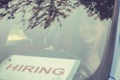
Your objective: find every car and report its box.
[0,0,119,80]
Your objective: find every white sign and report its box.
[0,55,80,80]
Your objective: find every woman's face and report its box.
[79,21,104,44]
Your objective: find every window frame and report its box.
[87,0,119,80]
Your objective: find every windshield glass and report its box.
[0,0,115,80]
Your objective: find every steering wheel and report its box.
[73,62,92,80]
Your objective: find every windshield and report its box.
[0,0,116,80]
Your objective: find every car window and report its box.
[0,0,116,80]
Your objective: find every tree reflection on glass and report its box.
[0,0,114,29]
